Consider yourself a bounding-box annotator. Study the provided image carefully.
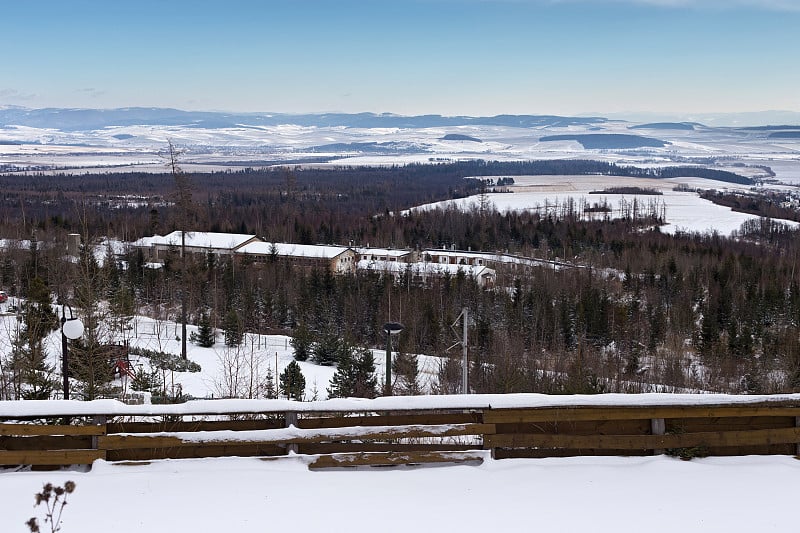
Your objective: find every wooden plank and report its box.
[670,416,796,433]
[0,449,106,465]
[298,443,477,455]
[308,450,487,469]
[99,435,184,450]
[298,413,481,430]
[99,423,494,450]
[485,426,800,450]
[0,435,93,451]
[495,419,650,436]
[484,406,800,424]
[493,448,646,459]
[0,423,106,436]
[107,444,286,461]
[107,419,284,434]
[282,423,494,444]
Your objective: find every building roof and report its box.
[238,242,352,259]
[358,259,495,278]
[150,231,259,250]
[356,247,413,258]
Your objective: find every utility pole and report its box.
[181,229,187,360]
[461,307,468,395]
[447,307,470,395]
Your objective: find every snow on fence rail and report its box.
[2,394,800,468]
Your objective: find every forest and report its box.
[1,160,799,400]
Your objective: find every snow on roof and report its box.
[152,231,258,250]
[358,260,495,278]
[423,248,502,261]
[238,241,352,259]
[2,393,800,417]
[132,235,158,247]
[357,247,413,257]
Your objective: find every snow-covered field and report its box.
[2,115,799,183]
[409,174,799,235]
[1,453,798,532]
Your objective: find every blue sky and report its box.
[1,0,798,116]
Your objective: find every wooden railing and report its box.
[2,396,800,468]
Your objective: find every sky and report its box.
[1,0,799,117]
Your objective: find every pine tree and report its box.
[223,308,243,347]
[327,345,378,399]
[131,365,160,394]
[19,276,58,399]
[279,360,305,401]
[196,311,216,348]
[290,322,313,361]
[263,367,277,399]
[435,356,462,395]
[393,351,420,395]
[311,330,342,366]
[70,244,116,401]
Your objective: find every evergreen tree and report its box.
[70,244,116,401]
[195,311,216,348]
[393,351,420,395]
[19,276,58,399]
[290,322,313,361]
[311,330,343,366]
[263,366,277,399]
[279,360,305,401]
[130,366,160,394]
[223,308,244,347]
[435,356,462,395]
[327,345,378,399]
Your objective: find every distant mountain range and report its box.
[0,106,607,131]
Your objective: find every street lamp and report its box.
[383,321,404,395]
[61,305,84,400]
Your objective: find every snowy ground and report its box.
[3,301,800,532]
[1,455,798,533]
[0,301,441,402]
[410,174,800,236]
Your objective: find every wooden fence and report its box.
[2,399,800,469]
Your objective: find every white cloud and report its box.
[0,88,38,101]
[76,88,107,99]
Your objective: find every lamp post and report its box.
[60,305,84,400]
[383,321,404,395]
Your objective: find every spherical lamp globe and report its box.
[62,319,84,340]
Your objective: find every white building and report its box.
[237,242,357,274]
[358,259,496,288]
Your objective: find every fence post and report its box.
[92,415,107,456]
[651,418,665,455]
[482,408,497,459]
[285,411,298,455]
[796,417,800,457]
